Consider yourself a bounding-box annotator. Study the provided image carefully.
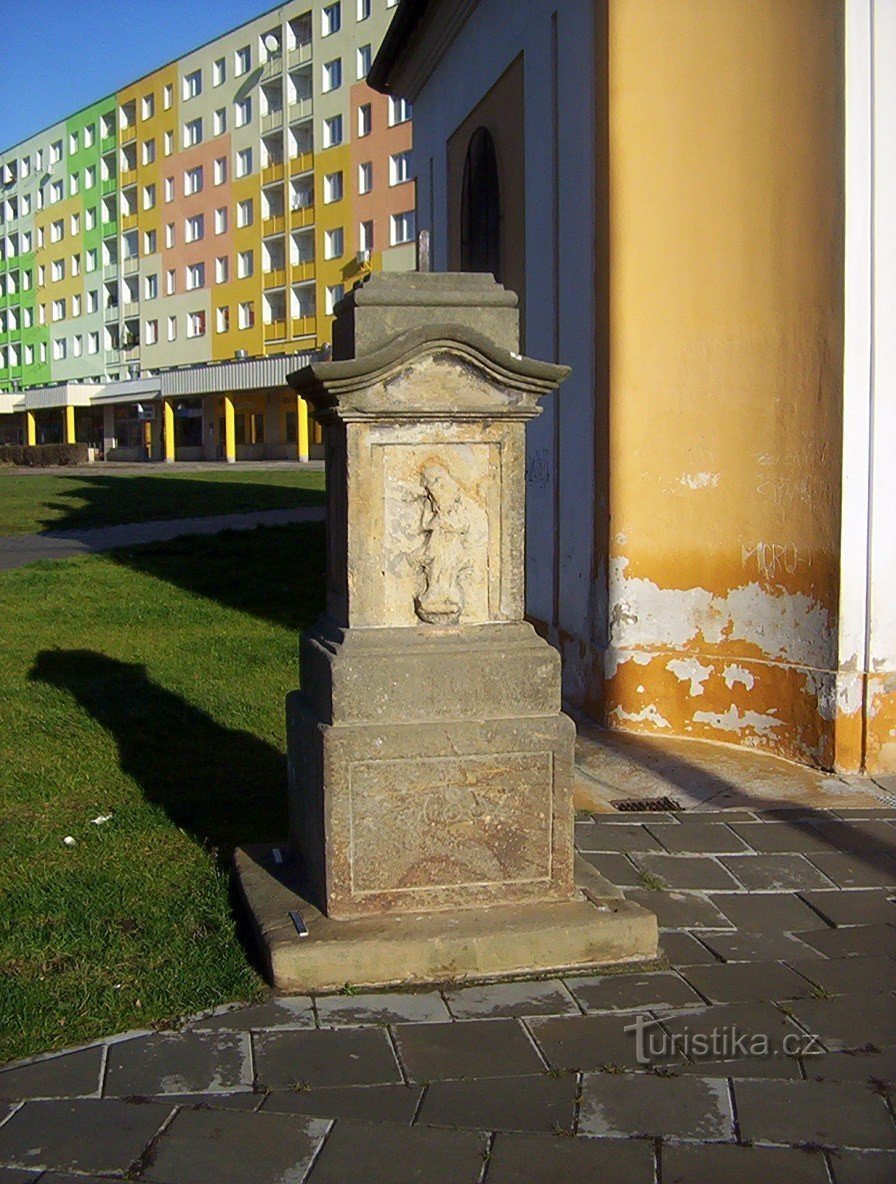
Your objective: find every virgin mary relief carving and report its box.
[384,444,491,626]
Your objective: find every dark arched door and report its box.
[460,126,500,280]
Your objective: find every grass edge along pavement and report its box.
[0,467,325,538]
[0,521,326,1063]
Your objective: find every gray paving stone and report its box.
[660,930,720,965]
[594,812,679,824]
[659,1001,804,1053]
[680,961,817,1003]
[835,808,896,820]
[315,991,451,1027]
[253,1027,402,1090]
[0,1170,40,1183]
[143,1106,329,1184]
[31,1176,121,1184]
[786,994,896,1051]
[734,1078,896,1149]
[305,1118,487,1184]
[649,823,751,854]
[147,1091,261,1110]
[444,979,579,1019]
[661,1141,829,1182]
[484,1131,655,1183]
[719,854,833,891]
[675,1055,803,1078]
[699,931,823,962]
[674,810,760,823]
[575,824,665,853]
[729,822,834,853]
[812,820,896,853]
[579,852,642,886]
[626,890,731,929]
[634,854,741,890]
[806,853,896,889]
[565,971,703,1013]
[103,1031,250,1096]
[578,1073,733,1140]
[418,1073,578,1134]
[261,1083,422,1123]
[392,1019,543,1083]
[794,923,896,958]
[802,1049,896,1084]
[829,1149,896,1183]
[710,891,827,932]
[0,1047,103,1101]
[188,997,315,1030]
[800,889,896,928]
[528,1013,662,1072]
[792,956,896,997]
[0,1098,171,1175]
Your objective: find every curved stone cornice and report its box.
[288,323,571,421]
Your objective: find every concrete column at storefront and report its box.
[223,394,236,463]
[25,411,36,446]
[63,406,76,446]
[163,399,176,463]
[297,393,309,462]
[102,406,115,456]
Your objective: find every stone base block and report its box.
[234,845,658,993]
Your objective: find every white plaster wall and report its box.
[410,0,596,641]
[841,0,896,679]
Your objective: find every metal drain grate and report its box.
[610,795,683,812]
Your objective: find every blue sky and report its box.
[1,0,280,152]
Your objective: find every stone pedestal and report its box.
[235,274,656,987]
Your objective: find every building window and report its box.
[184,165,203,195]
[85,165,96,189]
[84,124,95,148]
[50,220,64,243]
[52,298,65,321]
[358,161,372,195]
[237,249,254,278]
[142,139,156,165]
[143,183,156,209]
[51,259,65,282]
[215,256,229,283]
[357,44,371,78]
[183,69,202,100]
[144,228,157,254]
[50,180,63,204]
[186,262,205,290]
[164,130,174,155]
[165,223,175,248]
[460,126,501,279]
[145,319,159,345]
[166,268,176,295]
[236,148,252,178]
[357,0,371,19]
[214,157,227,185]
[324,227,343,260]
[322,2,341,36]
[163,83,173,109]
[86,248,97,272]
[167,315,177,341]
[359,220,374,252]
[141,93,155,120]
[71,254,81,277]
[323,59,342,92]
[70,172,80,196]
[325,284,344,315]
[50,140,62,164]
[388,96,412,126]
[145,273,158,300]
[53,338,67,361]
[216,306,229,333]
[390,150,412,186]
[187,310,206,337]
[164,176,174,202]
[324,171,343,203]
[323,114,343,148]
[213,108,226,136]
[88,331,99,354]
[238,301,254,329]
[235,45,251,76]
[183,117,202,147]
[215,207,228,234]
[69,131,78,154]
[235,97,251,128]
[213,57,226,86]
[185,214,204,243]
[70,212,80,235]
[391,209,416,245]
[236,199,253,228]
[72,292,82,314]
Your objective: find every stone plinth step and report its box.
[234,847,658,993]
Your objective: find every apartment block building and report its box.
[0,0,415,461]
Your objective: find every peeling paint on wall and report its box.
[723,664,755,691]
[667,656,713,695]
[608,703,672,729]
[692,705,783,737]
[679,471,720,490]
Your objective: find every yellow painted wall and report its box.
[600,0,845,767]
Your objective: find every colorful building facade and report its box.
[0,0,415,460]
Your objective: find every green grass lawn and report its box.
[0,522,326,1064]
[0,468,326,537]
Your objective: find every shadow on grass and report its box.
[34,472,325,535]
[110,521,327,632]
[29,649,287,861]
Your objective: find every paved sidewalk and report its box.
[1,806,894,1182]
[0,506,326,572]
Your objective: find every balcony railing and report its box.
[104,302,119,320]
[263,267,286,288]
[263,319,287,341]
[261,56,283,80]
[120,168,137,188]
[120,125,137,143]
[289,152,313,176]
[288,97,312,120]
[289,204,314,229]
[262,109,284,135]
[291,260,314,282]
[100,134,116,153]
[122,300,139,317]
[122,257,139,275]
[263,214,285,236]
[262,163,285,188]
[120,213,138,231]
[291,314,315,338]
[101,178,118,196]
